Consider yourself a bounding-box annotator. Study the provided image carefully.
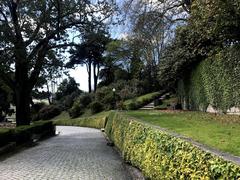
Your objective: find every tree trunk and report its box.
[15,57,31,126]
[88,61,92,93]
[15,86,31,126]
[46,83,52,105]
[93,63,100,92]
[93,63,97,92]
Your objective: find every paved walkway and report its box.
[0,126,131,180]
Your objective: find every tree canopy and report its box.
[0,0,116,125]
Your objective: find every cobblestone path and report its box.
[0,126,131,180]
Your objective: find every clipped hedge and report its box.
[178,45,240,112]
[123,92,163,110]
[105,112,240,179]
[14,121,55,145]
[53,116,107,129]
[0,121,55,148]
[0,129,14,147]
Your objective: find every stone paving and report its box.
[0,126,131,180]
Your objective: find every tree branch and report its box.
[47,43,80,50]
[9,0,24,43]
[29,44,48,89]
[25,3,55,46]
[0,9,15,39]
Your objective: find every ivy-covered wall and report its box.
[177,45,240,112]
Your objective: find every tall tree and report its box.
[0,0,115,126]
[68,27,111,92]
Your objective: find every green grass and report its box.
[125,110,240,156]
[123,92,162,110]
[52,111,110,129]
[155,96,178,109]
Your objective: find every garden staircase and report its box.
[140,102,155,110]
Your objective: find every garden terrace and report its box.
[126,110,240,156]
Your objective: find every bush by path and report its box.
[0,121,55,149]
[105,112,240,179]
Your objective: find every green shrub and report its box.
[60,91,80,110]
[31,102,46,113]
[124,92,163,110]
[105,112,240,179]
[126,101,137,110]
[0,121,55,148]
[68,93,93,118]
[178,45,240,112]
[79,93,93,107]
[14,121,55,145]
[68,103,84,118]
[0,129,13,147]
[53,114,108,129]
[38,105,61,120]
[90,101,104,114]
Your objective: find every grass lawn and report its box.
[51,111,110,129]
[125,110,240,156]
[123,92,162,107]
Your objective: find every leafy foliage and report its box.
[37,105,62,120]
[127,110,240,156]
[68,93,93,118]
[0,82,12,121]
[89,101,104,114]
[158,0,240,112]
[178,45,240,112]
[68,27,111,92]
[53,112,108,129]
[123,92,163,110]
[55,77,81,110]
[105,112,240,179]
[0,0,115,125]
[55,77,81,100]
[0,121,55,148]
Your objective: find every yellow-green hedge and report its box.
[53,116,107,129]
[105,112,240,179]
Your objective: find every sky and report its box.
[69,66,89,92]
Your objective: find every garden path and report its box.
[0,126,131,180]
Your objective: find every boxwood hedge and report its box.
[53,116,107,129]
[105,112,240,179]
[0,121,55,149]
